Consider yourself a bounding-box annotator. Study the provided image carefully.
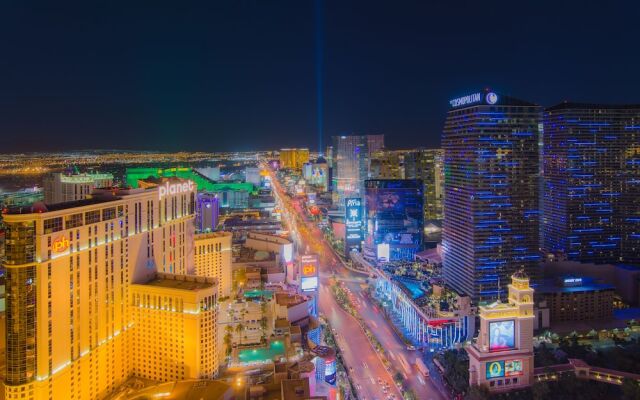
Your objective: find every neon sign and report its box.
[449,92,481,108]
[159,180,195,200]
[486,92,498,104]
[302,264,316,276]
[52,236,70,253]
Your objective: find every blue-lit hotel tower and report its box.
[442,90,541,304]
[364,179,424,261]
[543,103,640,264]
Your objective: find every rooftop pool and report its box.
[395,277,426,299]
[238,341,285,364]
[243,289,273,299]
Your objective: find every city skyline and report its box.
[1,1,640,153]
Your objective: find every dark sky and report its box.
[1,1,639,153]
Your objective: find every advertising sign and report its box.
[300,254,319,292]
[52,236,70,253]
[301,277,319,292]
[345,198,363,251]
[159,180,195,200]
[505,359,523,377]
[486,361,505,379]
[489,320,515,351]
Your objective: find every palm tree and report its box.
[236,323,244,346]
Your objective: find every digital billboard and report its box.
[489,320,515,351]
[486,361,505,379]
[345,198,363,251]
[301,277,319,292]
[300,254,319,292]
[486,359,522,380]
[505,359,523,377]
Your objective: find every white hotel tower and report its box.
[2,178,200,400]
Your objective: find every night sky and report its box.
[1,1,639,153]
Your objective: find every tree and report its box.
[236,323,244,346]
[465,384,491,400]
[531,381,550,400]
[622,378,640,400]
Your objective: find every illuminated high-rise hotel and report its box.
[404,148,445,221]
[194,231,232,298]
[331,134,385,206]
[442,90,541,304]
[543,103,640,263]
[279,148,310,171]
[2,179,197,400]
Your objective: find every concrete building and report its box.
[1,179,196,400]
[217,189,249,209]
[404,148,444,221]
[194,232,232,298]
[535,276,615,323]
[194,166,221,182]
[442,90,541,304]
[195,192,220,232]
[131,273,219,380]
[245,167,262,186]
[43,172,114,204]
[543,103,640,264]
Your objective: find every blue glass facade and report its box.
[364,179,423,261]
[543,103,640,263]
[442,90,541,304]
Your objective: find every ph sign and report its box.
[52,236,70,253]
[159,180,195,200]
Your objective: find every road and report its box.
[267,167,445,400]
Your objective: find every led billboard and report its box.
[489,320,515,351]
[301,277,318,292]
[486,361,505,379]
[345,198,363,251]
[505,359,523,377]
[300,254,319,292]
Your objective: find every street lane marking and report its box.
[370,320,378,329]
[389,351,396,360]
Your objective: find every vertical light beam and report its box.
[314,0,324,154]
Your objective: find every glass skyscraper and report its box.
[331,134,385,207]
[364,179,423,261]
[404,148,445,221]
[543,103,640,264]
[442,90,541,304]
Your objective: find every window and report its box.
[102,207,116,221]
[65,213,83,230]
[44,217,63,234]
[85,210,101,224]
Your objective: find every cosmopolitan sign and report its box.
[159,180,195,200]
[449,92,481,108]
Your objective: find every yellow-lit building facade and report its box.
[279,148,310,171]
[467,272,535,393]
[2,180,196,400]
[193,232,232,298]
[131,273,218,381]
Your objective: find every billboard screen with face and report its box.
[489,320,515,351]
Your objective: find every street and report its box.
[268,167,445,400]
